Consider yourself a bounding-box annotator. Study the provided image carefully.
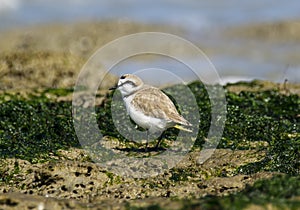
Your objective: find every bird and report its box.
[109,74,192,149]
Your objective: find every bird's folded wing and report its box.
[131,87,191,126]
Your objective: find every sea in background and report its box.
[1,0,300,85]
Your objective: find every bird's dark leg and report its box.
[145,130,149,151]
[155,133,164,149]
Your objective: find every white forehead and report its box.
[119,74,143,86]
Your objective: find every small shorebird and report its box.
[110,74,192,148]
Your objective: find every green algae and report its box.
[0,81,299,174]
[169,168,194,182]
[222,90,299,175]
[0,81,299,209]
[192,174,300,210]
[0,90,79,162]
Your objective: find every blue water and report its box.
[1,0,300,83]
[1,0,300,30]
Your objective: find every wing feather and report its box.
[130,87,191,126]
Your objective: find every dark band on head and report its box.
[120,75,127,79]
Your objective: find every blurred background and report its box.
[1,0,300,89]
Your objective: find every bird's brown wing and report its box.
[131,87,191,126]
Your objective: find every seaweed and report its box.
[0,91,79,162]
[0,81,299,175]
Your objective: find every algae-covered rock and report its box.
[0,79,299,209]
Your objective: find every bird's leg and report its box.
[155,133,164,149]
[145,130,149,151]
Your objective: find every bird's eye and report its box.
[120,75,126,79]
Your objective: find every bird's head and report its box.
[109,74,144,97]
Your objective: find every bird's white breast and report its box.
[123,93,168,133]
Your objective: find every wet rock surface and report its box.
[0,148,273,209]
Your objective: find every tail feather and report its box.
[174,124,193,132]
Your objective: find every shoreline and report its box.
[1,19,300,91]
